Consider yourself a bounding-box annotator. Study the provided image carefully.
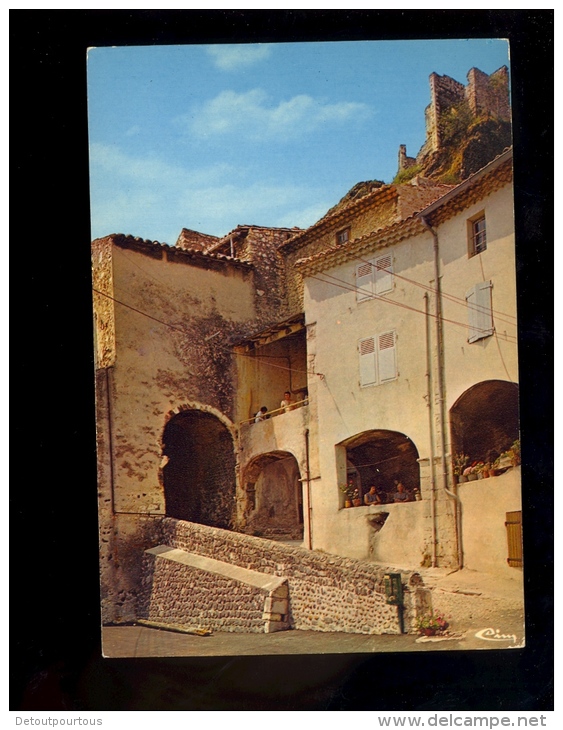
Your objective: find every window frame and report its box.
[355,253,394,302]
[468,212,487,257]
[336,227,351,246]
[358,329,398,387]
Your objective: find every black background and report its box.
[10,10,553,711]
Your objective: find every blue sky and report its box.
[88,39,510,245]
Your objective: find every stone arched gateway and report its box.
[161,408,237,529]
[242,451,304,541]
[449,380,519,467]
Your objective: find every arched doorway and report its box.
[340,430,420,503]
[242,452,303,540]
[162,410,236,529]
[450,380,519,466]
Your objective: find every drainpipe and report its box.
[304,428,312,550]
[419,216,463,570]
[424,293,438,568]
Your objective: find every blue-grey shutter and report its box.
[356,260,373,301]
[359,336,377,386]
[378,330,397,382]
[374,253,393,294]
[466,281,493,343]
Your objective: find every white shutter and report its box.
[356,260,373,302]
[466,281,493,343]
[359,336,377,386]
[377,330,397,382]
[374,253,393,294]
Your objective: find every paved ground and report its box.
[102,565,525,658]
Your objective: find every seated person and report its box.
[364,485,382,505]
[254,406,268,423]
[392,481,411,503]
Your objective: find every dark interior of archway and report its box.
[450,381,519,463]
[345,431,420,500]
[162,411,236,529]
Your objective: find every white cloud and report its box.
[88,143,317,241]
[188,88,371,141]
[206,44,272,71]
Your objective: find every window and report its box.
[469,214,487,256]
[355,253,394,301]
[336,227,350,246]
[465,281,493,342]
[359,330,397,386]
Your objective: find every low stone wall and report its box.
[139,551,267,633]
[159,518,418,634]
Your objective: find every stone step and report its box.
[142,545,289,634]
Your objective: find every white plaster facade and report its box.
[296,150,520,571]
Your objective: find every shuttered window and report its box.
[356,262,373,302]
[359,330,397,386]
[374,253,393,294]
[359,336,377,386]
[466,281,494,343]
[378,331,397,381]
[355,253,394,301]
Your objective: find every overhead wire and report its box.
[309,271,518,344]
[322,246,517,324]
[92,287,317,378]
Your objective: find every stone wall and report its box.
[419,67,510,160]
[159,518,423,634]
[466,66,510,121]
[92,237,116,368]
[139,552,267,632]
[427,72,466,152]
[175,228,220,251]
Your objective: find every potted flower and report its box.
[466,462,479,481]
[339,483,354,508]
[473,462,486,479]
[453,453,469,483]
[496,451,513,470]
[508,439,521,467]
[352,488,362,507]
[414,612,450,636]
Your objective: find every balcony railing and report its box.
[239,398,309,427]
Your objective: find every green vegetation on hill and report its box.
[393,102,512,185]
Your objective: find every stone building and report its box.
[92,73,520,636]
[397,66,512,182]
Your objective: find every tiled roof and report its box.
[295,216,426,276]
[99,233,253,270]
[280,185,399,251]
[280,180,452,253]
[295,148,513,276]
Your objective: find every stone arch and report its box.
[163,400,237,441]
[449,380,519,465]
[161,408,237,529]
[339,430,421,503]
[242,451,303,540]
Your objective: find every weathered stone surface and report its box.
[146,518,412,635]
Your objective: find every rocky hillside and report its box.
[394,104,512,185]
